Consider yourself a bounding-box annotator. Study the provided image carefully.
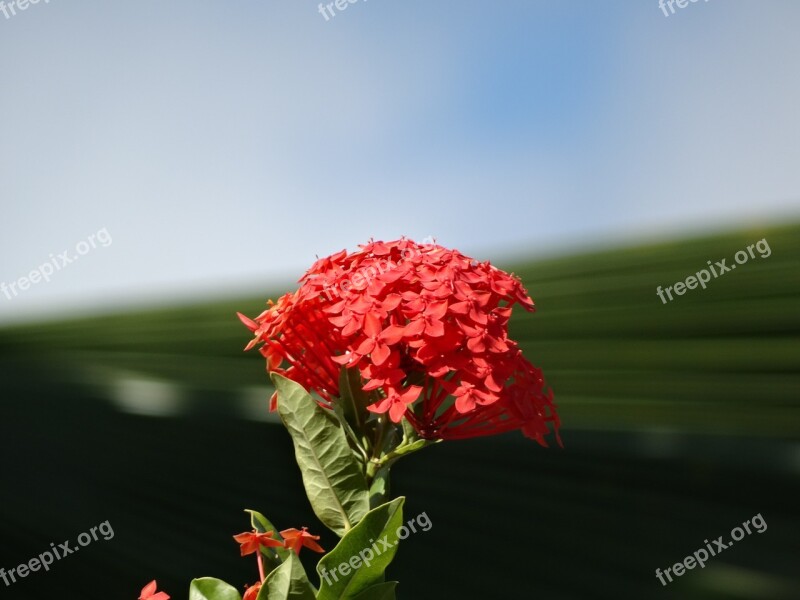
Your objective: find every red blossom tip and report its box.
[139,580,170,600]
[243,582,262,600]
[233,530,283,556]
[279,527,325,555]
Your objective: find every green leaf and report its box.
[273,374,370,537]
[316,497,405,600]
[189,578,242,600]
[247,508,281,537]
[352,582,397,600]
[368,465,390,509]
[258,552,317,600]
[245,509,291,572]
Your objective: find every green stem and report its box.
[375,438,442,467]
[340,416,370,464]
[373,414,388,456]
[257,551,266,582]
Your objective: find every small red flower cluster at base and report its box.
[239,238,560,445]
[233,527,324,556]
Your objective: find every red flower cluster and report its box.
[239,238,560,444]
[233,527,324,556]
[234,527,324,596]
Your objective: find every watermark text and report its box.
[656,238,770,304]
[655,513,766,586]
[1,227,112,301]
[319,511,431,585]
[1,520,114,587]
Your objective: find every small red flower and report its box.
[441,379,497,413]
[367,385,423,423]
[279,527,325,555]
[243,581,262,600]
[139,580,170,600]
[233,530,283,556]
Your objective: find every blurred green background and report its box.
[1,222,797,599]
[3,1,799,598]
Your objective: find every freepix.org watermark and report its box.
[659,0,710,18]
[655,513,766,586]
[656,238,770,304]
[318,236,436,303]
[1,520,114,587]
[319,511,431,585]
[0,0,52,21]
[317,0,369,22]
[1,227,112,301]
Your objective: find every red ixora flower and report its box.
[139,580,170,600]
[239,238,560,445]
[243,581,262,600]
[280,527,325,555]
[233,530,284,556]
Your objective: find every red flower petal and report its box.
[140,580,170,600]
[371,343,391,366]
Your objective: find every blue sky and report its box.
[1,0,799,321]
